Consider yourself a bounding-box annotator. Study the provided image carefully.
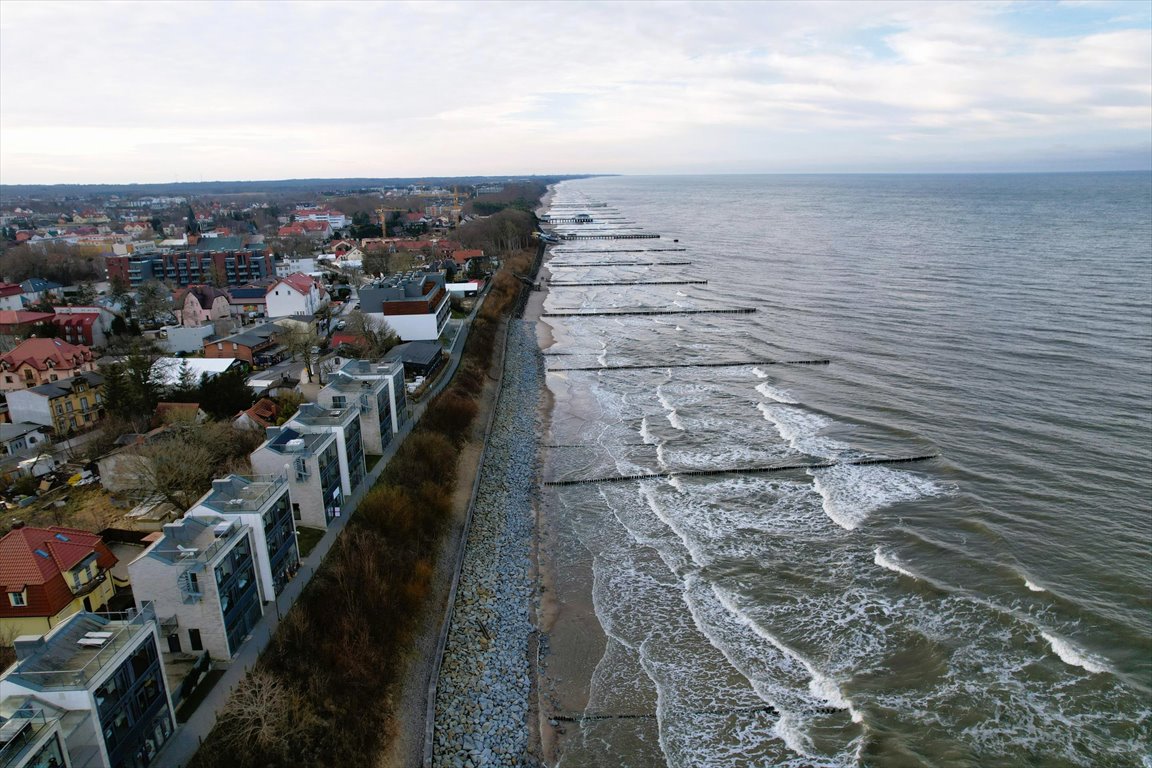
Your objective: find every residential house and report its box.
[0,526,118,638]
[0,310,56,339]
[202,323,284,367]
[121,221,153,238]
[383,341,446,379]
[292,207,348,229]
[18,278,64,305]
[50,306,116,349]
[172,285,231,327]
[274,255,317,277]
[0,423,49,457]
[358,272,449,341]
[225,283,271,319]
[6,372,105,434]
[265,273,326,319]
[0,338,97,392]
[0,606,177,768]
[276,220,331,239]
[185,475,299,598]
[233,397,278,431]
[128,515,263,660]
[105,249,273,288]
[0,283,24,311]
[249,427,342,530]
[317,359,408,455]
[279,403,366,496]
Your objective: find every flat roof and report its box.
[6,608,155,690]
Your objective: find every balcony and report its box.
[68,569,108,598]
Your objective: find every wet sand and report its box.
[526,193,610,766]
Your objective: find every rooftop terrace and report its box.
[6,607,155,691]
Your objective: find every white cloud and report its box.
[1,0,1148,182]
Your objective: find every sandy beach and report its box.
[525,190,611,766]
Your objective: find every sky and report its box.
[1,0,1149,184]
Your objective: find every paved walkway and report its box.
[161,292,482,768]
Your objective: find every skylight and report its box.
[34,548,50,558]
[53,533,70,542]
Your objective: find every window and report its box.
[65,401,74,412]
[8,591,26,606]
[189,628,203,651]
[3,376,10,383]
[49,374,58,381]
[331,395,346,409]
[56,404,64,414]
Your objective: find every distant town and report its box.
[0,177,560,768]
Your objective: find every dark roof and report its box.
[27,371,105,398]
[384,341,443,367]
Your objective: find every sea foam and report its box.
[873,548,918,580]
[1041,631,1109,675]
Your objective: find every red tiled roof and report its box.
[240,397,279,428]
[0,338,94,373]
[0,283,23,298]
[0,310,55,327]
[452,249,484,265]
[0,526,117,618]
[270,272,315,296]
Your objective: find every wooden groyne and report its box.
[547,280,708,287]
[553,249,688,254]
[549,261,694,267]
[544,454,941,486]
[560,233,660,240]
[548,359,830,371]
[544,308,756,318]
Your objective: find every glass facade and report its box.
[262,492,299,595]
[390,368,408,428]
[214,536,261,656]
[319,441,341,525]
[377,387,392,447]
[344,417,365,490]
[94,636,174,768]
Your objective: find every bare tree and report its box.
[217,669,310,757]
[341,310,397,359]
[278,323,322,382]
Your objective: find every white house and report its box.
[275,256,317,277]
[265,272,326,318]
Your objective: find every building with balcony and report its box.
[358,272,449,342]
[185,475,299,599]
[249,428,342,530]
[281,404,365,497]
[317,359,408,455]
[106,250,273,289]
[0,527,118,639]
[5,373,105,435]
[0,606,176,768]
[127,516,263,660]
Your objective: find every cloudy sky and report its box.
[1,0,1149,184]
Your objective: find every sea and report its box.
[537,172,1152,768]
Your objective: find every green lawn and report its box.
[296,526,325,558]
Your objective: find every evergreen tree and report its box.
[198,369,256,419]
